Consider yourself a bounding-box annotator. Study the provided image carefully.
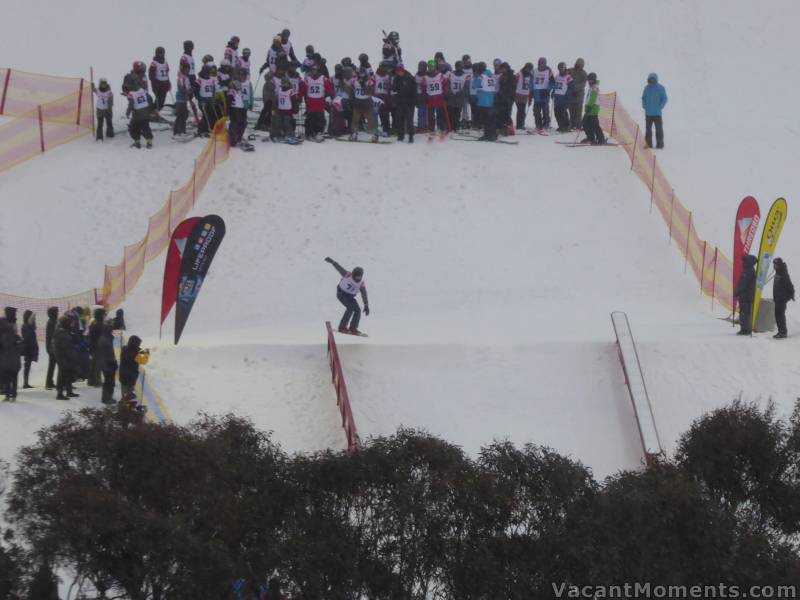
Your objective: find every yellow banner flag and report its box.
[752,197,788,329]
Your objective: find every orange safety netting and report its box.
[0,119,229,330]
[0,68,93,173]
[599,93,734,311]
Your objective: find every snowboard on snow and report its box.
[335,136,393,145]
[450,135,519,145]
[335,330,369,337]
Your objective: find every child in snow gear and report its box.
[446,61,468,132]
[514,63,533,130]
[271,77,297,140]
[476,63,498,141]
[734,254,758,335]
[423,63,448,133]
[125,77,154,148]
[553,62,573,132]
[304,64,332,139]
[325,257,369,334]
[196,64,218,135]
[92,78,114,140]
[181,40,196,94]
[415,61,428,131]
[568,58,587,129]
[119,335,143,396]
[772,258,795,338]
[642,72,668,148]
[228,68,250,148]
[496,62,516,132]
[374,61,393,135]
[532,57,554,130]
[148,46,171,109]
[582,72,605,144]
[351,69,378,141]
[173,61,191,136]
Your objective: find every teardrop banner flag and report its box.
[161,217,202,333]
[732,196,760,317]
[752,198,787,330]
[174,215,226,344]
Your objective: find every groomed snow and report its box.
[1,0,799,479]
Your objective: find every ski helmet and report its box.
[557,61,566,70]
[352,267,364,279]
[454,60,463,71]
[575,57,585,69]
[418,60,428,72]
[341,57,353,67]
[538,56,547,66]
[132,61,146,74]
[237,67,248,78]
[242,48,251,58]
[229,36,240,46]
[523,62,534,72]
[358,53,369,63]
[281,28,290,38]
[273,35,282,46]
[388,31,399,44]
[427,59,436,71]
[334,63,343,74]
[202,54,214,64]
[587,72,597,83]
[306,44,314,55]
[183,40,194,52]
[155,46,165,56]
[99,76,108,84]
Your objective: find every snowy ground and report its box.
[1,0,799,479]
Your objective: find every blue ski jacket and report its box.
[475,70,497,108]
[641,73,668,116]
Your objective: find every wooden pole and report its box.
[609,92,617,139]
[711,247,719,311]
[700,241,707,293]
[38,106,45,153]
[668,189,675,244]
[76,78,84,126]
[649,153,657,214]
[630,125,639,172]
[0,69,11,115]
[89,67,95,136]
[684,212,692,273]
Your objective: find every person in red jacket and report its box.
[148,46,171,109]
[303,64,333,140]
[423,62,449,133]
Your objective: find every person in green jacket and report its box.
[582,72,605,144]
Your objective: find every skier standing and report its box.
[227,68,249,148]
[303,64,332,140]
[98,322,117,404]
[382,31,402,64]
[496,62,516,132]
[119,335,142,397]
[415,61,428,131]
[553,62,573,132]
[125,76,154,149]
[0,321,21,401]
[173,61,191,136]
[392,63,416,142]
[734,254,757,335]
[148,46,171,109]
[271,77,297,141]
[92,78,114,140]
[350,69,378,141]
[772,258,795,339]
[374,61,393,135]
[476,63,498,141]
[532,57,554,131]
[237,47,252,80]
[261,36,286,75]
[279,29,299,63]
[180,40,197,93]
[45,306,58,390]
[325,257,369,335]
[423,63,448,133]
[514,63,533,131]
[446,61,468,132]
[87,308,105,387]
[642,72,668,149]
[54,315,78,400]
[196,63,218,136]
[224,36,240,68]
[568,58,587,130]
[20,311,38,389]
[582,72,605,144]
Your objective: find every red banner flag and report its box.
[161,217,202,329]
[732,196,760,315]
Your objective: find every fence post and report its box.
[700,241,707,292]
[668,189,675,244]
[684,212,692,273]
[649,153,657,214]
[76,78,84,126]
[711,247,719,311]
[609,92,617,139]
[0,69,11,115]
[89,67,95,136]
[630,125,639,172]
[38,106,45,153]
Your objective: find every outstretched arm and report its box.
[360,286,369,315]
[324,257,347,276]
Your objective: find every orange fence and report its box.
[0,68,93,173]
[598,93,734,311]
[0,119,229,330]
[326,322,361,453]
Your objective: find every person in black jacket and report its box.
[391,64,417,143]
[97,323,118,404]
[119,335,142,396]
[20,310,38,389]
[734,254,757,335]
[54,316,78,400]
[45,306,58,389]
[1,320,22,401]
[87,308,105,387]
[496,62,516,131]
[112,308,126,331]
[772,258,795,339]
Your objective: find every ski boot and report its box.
[146,139,153,149]
[130,140,142,149]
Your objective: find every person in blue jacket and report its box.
[642,72,668,148]
[475,63,498,141]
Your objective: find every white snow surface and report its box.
[1,0,799,479]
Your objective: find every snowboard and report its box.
[335,136,393,144]
[336,330,369,337]
[451,136,519,145]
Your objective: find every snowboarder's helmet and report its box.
[202,54,214,63]
[281,29,290,38]
[273,35,282,45]
[454,60,463,70]
[575,57,585,68]
[524,62,533,72]
[587,72,597,82]
[358,53,369,63]
[352,267,364,280]
[462,54,471,61]
[341,57,352,66]
[132,61,146,74]
[557,62,566,70]
[183,40,194,51]
[242,48,251,57]
[306,44,314,54]
[99,77,108,84]
[230,36,240,45]
[388,31,399,44]
[155,46,165,56]
[427,59,435,70]
[538,57,547,65]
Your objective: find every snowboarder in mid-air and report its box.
[325,257,369,336]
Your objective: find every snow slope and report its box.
[1,0,799,478]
